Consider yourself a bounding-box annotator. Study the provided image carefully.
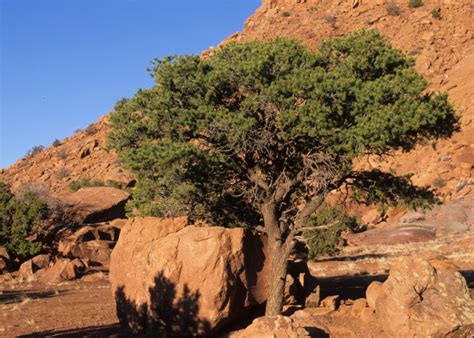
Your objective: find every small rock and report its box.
[321,295,339,311]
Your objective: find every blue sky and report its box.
[0,0,260,167]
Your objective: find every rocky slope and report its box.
[1,0,472,202]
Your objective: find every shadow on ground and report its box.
[0,289,69,305]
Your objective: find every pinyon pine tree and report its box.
[109,30,458,315]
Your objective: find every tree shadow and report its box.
[115,271,211,337]
[0,289,68,305]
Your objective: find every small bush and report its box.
[324,15,336,29]
[0,181,47,259]
[52,139,61,147]
[431,8,441,19]
[408,0,423,8]
[55,147,68,160]
[84,124,97,136]
[432,178,446,188]
[68,178,120,191]
[303,205,358,260]
[386,2,401,16]
[282,11,290,17]
[26,145,45,158]
[56,167,70,180]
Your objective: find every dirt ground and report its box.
[0,279,126,337]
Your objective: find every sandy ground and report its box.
[0,280,124,337]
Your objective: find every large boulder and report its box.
[369,258,474,337]
[110,217,269,336]
[62,187,129,224]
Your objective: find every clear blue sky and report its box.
[0,0,260,167]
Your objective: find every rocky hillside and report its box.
[0,116,133,197]
[2,0,473,201]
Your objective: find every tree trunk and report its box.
[265,238,292,316]
[261,201,295,316]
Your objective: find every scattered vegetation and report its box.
[432,178,446,189]
[0,181,47,259]
[68,178,121,191]
[56,167,70,180]
[84,123,98,136]
[431,8,441,19]
[25,145,45,158]
[282,11,290,17]
[303,205,358,259]
[408,0,423,8]
[55,147,68,160]
[386,2,401,16]
[109,30,458,315]
[324,15,337,28]
[52,139,61,147]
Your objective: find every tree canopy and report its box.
[109,29,458,315]
[109,29,457,226]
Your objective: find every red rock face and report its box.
[109,217,271,336]
[61,187,130,224]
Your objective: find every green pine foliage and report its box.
[408,0,423,8]
[0,181,47,259]
[303,205,358,259]
[108,30,458,226]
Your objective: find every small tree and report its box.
[0,181,47,259]
[109,30,458,315]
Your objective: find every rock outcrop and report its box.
[58,220,124,268]
[369,258,474,337]
[110,217,269,336]
[62,187,129,224]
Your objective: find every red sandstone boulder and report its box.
[369,258,474,337]
[229,316,310,338]
[38,258,87,284]
[58,221,123,268]
[110,217,269,336]
[62,187,129,224]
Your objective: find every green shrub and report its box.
[26,145,45,158]
[431,8,441,19]
[386,2,401,16]
[303,205,358,260]
[69,178,121,191]
[0,181,47,259]
[282,11,290,17]
[408,0,423,8]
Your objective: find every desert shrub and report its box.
[386,2,401,16]
[16,182,51,202]
[432,178,446,188]
[26,145,45,158]
[303,205,358,260]
[68,178,120,191]
[52,139,61,147]
[85,123,97,135]
[56,167,70,180]
[324,15,336,28]
[431,8,441,19]
[408,0,423,8]
[0,181,47,259]
[282,11,290,17]
[55,147,68,160]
